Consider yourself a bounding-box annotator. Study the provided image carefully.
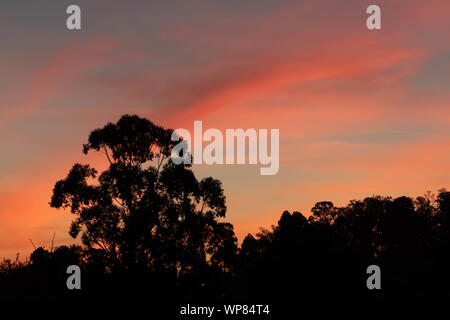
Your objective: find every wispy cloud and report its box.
[0,38,125,124]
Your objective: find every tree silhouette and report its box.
[234,192,450,307]
[50,115,237,278]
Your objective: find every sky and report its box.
[1,0,450,259]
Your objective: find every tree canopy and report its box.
[50,114,237,274]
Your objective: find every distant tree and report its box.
[309,201,337,224]
[236,192,450,302]
[50,115,237,275]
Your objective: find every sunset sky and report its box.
[1,0,450,259]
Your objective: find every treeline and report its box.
[1,190,450,303]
